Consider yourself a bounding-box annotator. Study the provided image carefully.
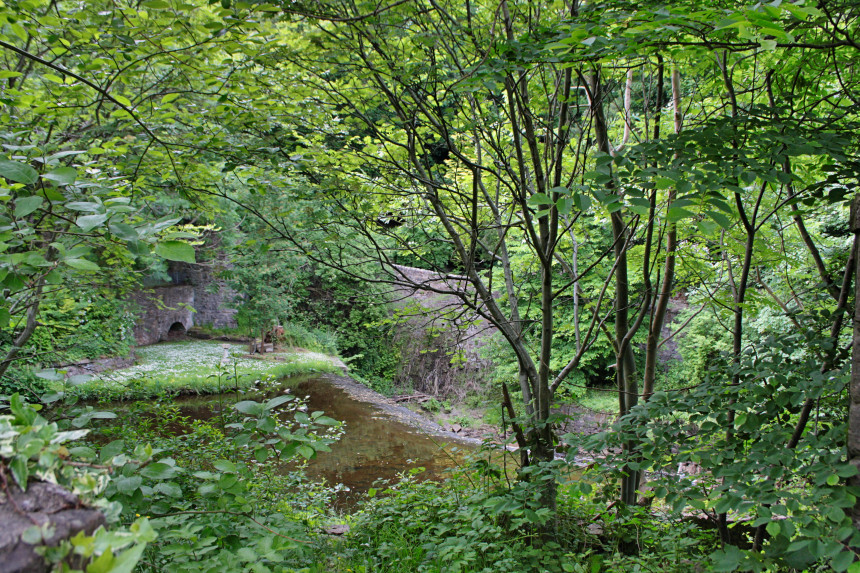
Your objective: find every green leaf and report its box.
[65,202,102,212]
[14,196,43,217]
[827,474,840,486]
[110,543,147,573]
[161,93,181,104]
[113,94,133,108]
[140,462,179,480]
[212,459,237,473]
[711,545,743,572]
[667,207,695,223]
[64,258,100,271]
[41,167,76,186]
[833,550,855,572]
[10,457,29,489]
[0,160,38,184]
[265,395,294,410]
[254,446,268,462]
[154,482,182,498]
[765,520,781,536]
[114,475,143,494]
[235,400,263,415]
[109,223,139,241]
[527,193,554,207]
[708,210,731,229]
[298,445,315,459]
[155,240,195,263]
[76,213,109,232]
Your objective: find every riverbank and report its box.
[52,339,344,401]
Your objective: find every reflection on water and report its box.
[174,375,475,507]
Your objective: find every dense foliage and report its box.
[1,0,860,571]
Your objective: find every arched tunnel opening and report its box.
[167,321,187,339]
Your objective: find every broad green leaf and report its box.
[41,167,76,186]
[113,94,133,108]
[155,240,195,263]
[110,543,147,573]
[298,445,315,459]
[108,223,139,241]
[765,520,781,536]
[140,462,179,480]
[64,258,100,271]
[212,459,237,473]
[0,160,38,184]
[154,482,182,498]
[161,93,181,104]
[14,196,42,217]
[527,193,554,207]
[708,211,731,229]
[114,475,143,494]
[667,207,695,223]
[254,446,268,462]
[265,395,294,410]
[76,213,109,232]
[10,457,28,489]
[234,400,263,415]
[65,202,102,212]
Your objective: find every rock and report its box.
[451,424,462,433]
[0,481,105,573]
[323,524,350,535]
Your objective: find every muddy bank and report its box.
[320,373,482,445]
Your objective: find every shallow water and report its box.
[173,375,476,508]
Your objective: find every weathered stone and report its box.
[0,481,105,573]
[170,257,237,330]
[323,524,350,535]
[388,264,495,400]
[129,249,238,346]
[129,285,195,346]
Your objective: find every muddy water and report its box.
[174,375,476,507]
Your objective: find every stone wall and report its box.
[130,285,195,346]
[387,264,496,399]
[171,259,237,330]
[130,253,238,346]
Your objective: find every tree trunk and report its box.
[848,194,860,527]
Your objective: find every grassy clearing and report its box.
[574,388,619,413]
[54,340,343,400]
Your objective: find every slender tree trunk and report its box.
[848,195,860,528]
[588,68,639,507]
[0,278,44,381]
[642,66,678,401]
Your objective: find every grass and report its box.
[574,388,620,413]
[54,340,343,401]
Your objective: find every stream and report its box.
[171,373,478,508]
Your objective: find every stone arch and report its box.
[167,321,187,339]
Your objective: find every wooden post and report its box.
[849,194,860,527]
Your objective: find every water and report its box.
[173,375,476,507]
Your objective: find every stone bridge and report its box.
[131,260,237,346]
